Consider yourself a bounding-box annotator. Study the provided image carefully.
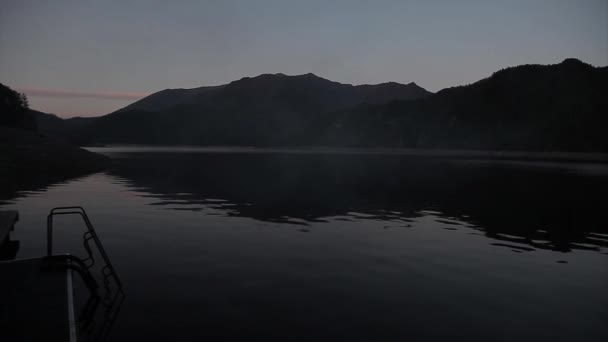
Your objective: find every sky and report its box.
[1,0,607,118]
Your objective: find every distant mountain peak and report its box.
[559,58,594,70]
[236,73,292,82]
[71,70,432,126]
[561,58,585,65]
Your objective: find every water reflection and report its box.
[3,149,608,341]
[75,284,125,342]
[99,152,608,255]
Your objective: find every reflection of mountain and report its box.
[107,152,608,253]
[0,126,108,204]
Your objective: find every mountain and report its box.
[118,74,429,114]
[31,109,96,142]
[41,73,432,146]
[319,58,608,151]
[116,85,226,113]
[1,83,36,130]
[1,83,108,194]
[34,60,608,151]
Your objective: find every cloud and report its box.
[15,87,149,100]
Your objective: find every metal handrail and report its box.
[47,206,123,290]
[43,254,99,293]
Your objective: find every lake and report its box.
[2,147,607,341]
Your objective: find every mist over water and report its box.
[2,147,607,341]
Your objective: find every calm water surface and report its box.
[2,147,607,341]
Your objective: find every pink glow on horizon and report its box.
[16,87,150,100]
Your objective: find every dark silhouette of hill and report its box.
[31,109,63,129]
[116,85,226,113]
[322,58,608,151]
[34,59,607,151]
[0,83,36,130]
[31,109,96,142]
[37,73,431,146]
[1,83,108,192]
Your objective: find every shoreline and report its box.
[84,145,608,164]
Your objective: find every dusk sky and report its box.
[1,0,606,118]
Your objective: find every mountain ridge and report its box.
[116,73,430,115]
[30,58,608,151]
[320,58,607,150]
[36,71,431,146]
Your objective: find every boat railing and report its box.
[47,206,123,292]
